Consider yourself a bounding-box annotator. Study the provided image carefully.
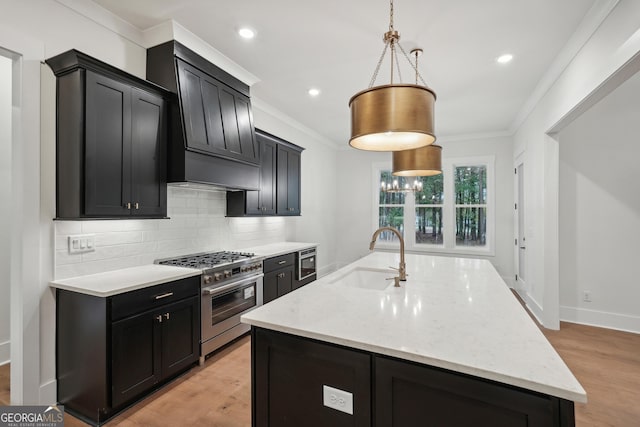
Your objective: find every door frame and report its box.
[0,27,47,405]
[514,152,527,298]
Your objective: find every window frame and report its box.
[372,155,495,256]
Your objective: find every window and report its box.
[374,156,494,255]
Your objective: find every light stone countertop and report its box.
[241,251,587,403]
[239,242,317,258]
[49,265,201,297]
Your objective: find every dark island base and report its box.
[252,327,575,427]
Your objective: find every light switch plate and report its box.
[68,234,96,254]
[323,385,353,415]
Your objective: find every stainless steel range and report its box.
[156,251,263,363]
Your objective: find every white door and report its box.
[515,161,527,295]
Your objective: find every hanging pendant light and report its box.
[393,143,442,176]
[393,48,442,176]
[349,0,436,151]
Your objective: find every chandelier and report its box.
[381,178,423,193]
[349,0,436,151]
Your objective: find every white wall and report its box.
[252,101,339,276]
[513,0,640,328]
[559,71,640,333]
[335,135,514,282]
[0,54,12,365]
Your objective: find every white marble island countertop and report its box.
[242,251,586,403]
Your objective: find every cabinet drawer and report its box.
[264,253,295,273]
[111,276,200,321]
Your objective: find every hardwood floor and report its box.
[543,322,640,427]
[0,363,9,406]
[2,323,639,426]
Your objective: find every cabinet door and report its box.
[253,328,372,427]
[111,308,161,408]
[375,356,559,427]
[263,271,279,304]
[259,137,277,214]
[131,88,167,217]
[276,268,293,298]
[161,296,200,379]
[84,70,131,216]
[276,146,301,215]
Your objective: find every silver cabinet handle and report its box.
[135,202,139,210]
[126,202,131,210]
[155,315,163,323]
[278,260,287,265]
[164,312,170,320]
[519,246,526,249]
[154,292,174,300]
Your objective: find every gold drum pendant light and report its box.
[393,144,442,176]
[392,48,442,176]
[349,0,436,151]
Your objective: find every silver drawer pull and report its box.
[154,292,174,300]
[278,260,287,265]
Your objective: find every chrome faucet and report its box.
[369,226,407,281]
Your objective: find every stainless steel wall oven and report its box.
[297,247,316,281]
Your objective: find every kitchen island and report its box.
[241,252,586,427]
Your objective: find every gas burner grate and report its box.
[157,251,255,269]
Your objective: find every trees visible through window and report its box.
[414,174,444,245]
[375,157,493,254]
[455,166,487,247]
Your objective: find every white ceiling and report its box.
[91,0,599,146]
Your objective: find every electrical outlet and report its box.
[68,234,96,254]
[583,290,592,302]
[323,385,353,415]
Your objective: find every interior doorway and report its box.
[0,50,13,405]
[514,155,527,298]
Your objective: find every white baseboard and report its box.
[39,379,57,405]
[0,340,9,365]
[560,306,640,334]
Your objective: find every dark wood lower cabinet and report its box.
[252,328,576,427]
[252,328,371,427]
[57,277,200,425]
[263,253,296,304]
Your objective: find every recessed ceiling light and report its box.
[496,54,513,64]
[238,27,255,39]
[308,88,321,97]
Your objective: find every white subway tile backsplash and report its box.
[53,189,288,278]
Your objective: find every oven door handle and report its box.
[202,274,264,297]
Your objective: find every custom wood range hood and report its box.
[147,41,260,191]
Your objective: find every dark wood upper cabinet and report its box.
[276,144,301,216]
[227,129,303,217]
[46,50,168,219]
[147,41,261,190]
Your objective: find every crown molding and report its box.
[509,0,620,133]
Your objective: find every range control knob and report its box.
[224,270,232,278]
[214,272,223,281]
[203,275,213,285]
